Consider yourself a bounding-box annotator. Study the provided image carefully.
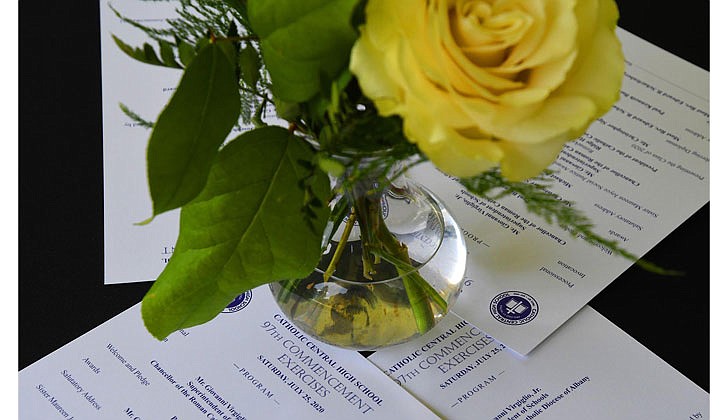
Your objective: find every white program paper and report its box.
[101,0,184,284]
[19,288,439,420]
[368,307,708,419]
[407,29,709,354]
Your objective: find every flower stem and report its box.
[323,209,357,282]
[353,187,444,334]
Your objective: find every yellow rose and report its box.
[350,0,624,181]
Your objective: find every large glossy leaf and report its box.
[142,127,331,339]
[247,0,359,102]
[147,42,240,216]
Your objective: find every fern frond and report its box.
[119,103,154,129]
[112,0,264,128]
[112,0,247,45]
[460,169,679,275]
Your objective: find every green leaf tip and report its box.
[146,42,241,217]
[134,215,155,227]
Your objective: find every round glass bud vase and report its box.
[270,163,467,350]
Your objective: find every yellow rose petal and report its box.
[499,136,568,181]
[436,1,525,94]
[493,95,596,144]
[556,0,623,115]
[396,39,474,127]
[350,34,402,113]
[362,0,413,48]
[526,50,577,91]
[418,127,503,178]
[504,0,577,70]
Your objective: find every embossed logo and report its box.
[490,291,538,325]
[222,290,253,313]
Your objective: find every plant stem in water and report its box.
[355,189,445,334]
[323,209,357,282]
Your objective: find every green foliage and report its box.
[461,170,588,226]
[111,0,263,123]
[460,170,677,274]
[113,0,239,47]
[220,0,247,20]
[112,35,183,69]
[238,42,261,90]
[247,0,360,102]
[142,126,331,339]
[176,38,197,66]
[119,103,154,129]
[146,42,241,216]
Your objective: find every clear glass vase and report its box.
[270,160,467,350]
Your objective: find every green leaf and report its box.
[141,127,331,339]
[272,98,300,121]
[247,0,359,102]
[221,0,248,20]
[158,40,181,68]
[195,35,211,51]
[217,40,238,70]
[239,43,261,89]
[177,38,196,66]
[147,42,241,216]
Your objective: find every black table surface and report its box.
[19,1,709,393]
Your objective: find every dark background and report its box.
[19,1,710,392]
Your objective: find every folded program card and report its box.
[407,28,709,354]
[367,307,708,419]
[19,288,439,419]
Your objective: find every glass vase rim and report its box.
[302,136,408,162]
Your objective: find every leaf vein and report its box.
[165,45,228,209]
[235,142,289,255]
